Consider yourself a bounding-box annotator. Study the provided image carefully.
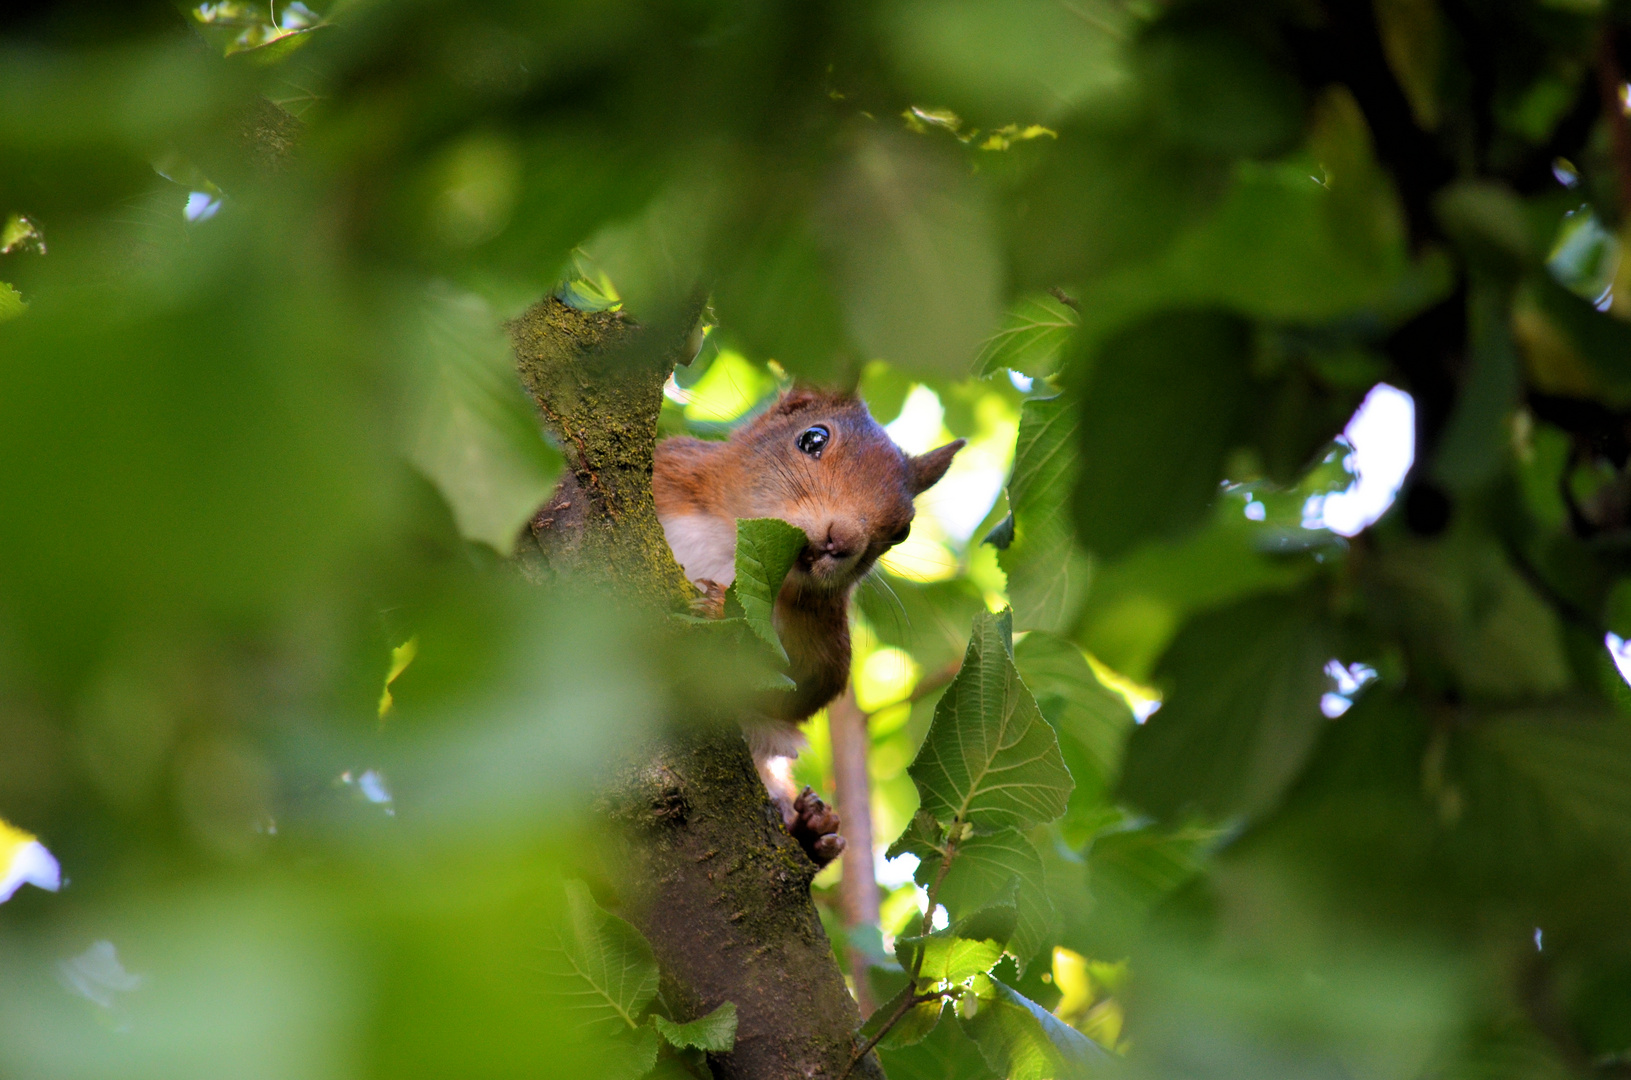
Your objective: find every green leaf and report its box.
[1373,0,1444,130]
[999,394,1094,633]
[730,517,806,664]
[1530,271,1631,404]
[1073,817,1220,958]
[914,828,1056,971]
[1008,118,1231,290]
[976,293,1079,378]
[959,979,1102,1080]
[543,880,660,1037]
[1136,26,1305,158]
[654,1002,738,1053]
[1366,528,1569,700]
[878,0,1131,124]
[888,809,948,862]
[818,131,1001,378]
[1118,592,1332,822]
[711,200,848,381]
[879,1016,1002,1080]
[908,609,1074,830]
[897,930,1005,985]
[855,575,988,674]
[860,984,947,1050]
[1069,310,1252,559]
[0,282,24,323]
[600,1024,661,1080]
[1013,632,1135,810]
[405,286,562,554]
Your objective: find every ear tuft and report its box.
[909,439,965,494]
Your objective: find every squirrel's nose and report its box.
[818,525,858,560]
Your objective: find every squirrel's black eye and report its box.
[795,425,830,457]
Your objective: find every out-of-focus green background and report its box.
[7,0,1631,1077]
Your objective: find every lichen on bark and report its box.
[509,295,882,1079]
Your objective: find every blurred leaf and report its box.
[1135,25,1305,159]
[0,280,23,322]
[1372,0,1444,130]
[976,293,1079,379]
[405,286,562,554]
[1527,272,1631,405]
[818,131,1001,378]
[654,1001,738,1052]
[1070,817,1218,958]
[731,517,807,665]
[711,196,848,380]
[1007,120,1230,290]
[1013,632,1134,812]
[1457,705,1631,876]
[1000,394,1094,633]
[959,979,1101,1080]
[908,609,1073,830]
[580,163,724,324]
[1070,310,1251,559]
[857,575,987,674]
[1118,591,1331,821]
[543,880,660,1038]
[1364,529,1570,700]
[879,0,1131,124]
[1432,279,1522,493]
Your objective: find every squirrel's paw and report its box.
[790,785,844,868]
[690,579,727,619]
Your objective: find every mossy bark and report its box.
[509,296,882,1080]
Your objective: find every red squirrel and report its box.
[653,387,963,866]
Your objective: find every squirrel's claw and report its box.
[790,785,844,868]
[690,579,727,619]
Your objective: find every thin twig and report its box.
[840,990,959,1078]
[837,821,965,1078]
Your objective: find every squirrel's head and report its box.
[731,387,964,591]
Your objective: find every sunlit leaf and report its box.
[975,293,1079,379]
[0,281,23,322]
[908,609,1073,830]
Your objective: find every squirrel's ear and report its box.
[773,387,824,416]
[909,439,965,494]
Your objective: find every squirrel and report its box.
[653,386,963,867]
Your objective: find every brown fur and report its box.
[654,388,963,723]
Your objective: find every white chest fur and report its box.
[657,512,739,587]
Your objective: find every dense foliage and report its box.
[5,0,1631,1077]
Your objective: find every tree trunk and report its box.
[508,297,883,1079]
